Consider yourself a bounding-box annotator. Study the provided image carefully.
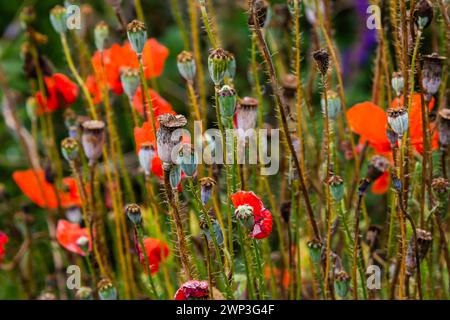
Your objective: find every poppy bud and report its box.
[226,53,236,80]
[81,120,106,166]
[49,5,67,34]
[200,177,216,205]
[218,85,237,118]
[391,71,404,97]
[321,90,341,120]
[179,144,198,177]
[280,201,291,224]
[208,48,230,86]
[307,239,322,264]
[328,175,344,202]
[422,53,446,96]
[138,142,155,176]
[438,108,450,148]
[61,137,80,162]
[127,20,147,56]
[97,278,117,300]
[248,0,270,29]
[76,236,90,255]
[235,204,255,229]
[125,203,142,226]
[387,107,409,137]
[236,97,258,131]
[177,51,196,82]
[156,114,187,167]
[120,67,140,99]
[413,0,433,29]
[281,74,297,100]
[406,229,432,275]
[334,270,350,298]
[76,287,94,300]
[20,6,36,27]
[169,165,182,189]
[94,21,109,52]
[312,48,330,76]
[26,96,37,121]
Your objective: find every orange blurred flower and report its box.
[56,219,91,256]
[12,169,83,209]
[132,87,175,119]
[138,237,169,274]
[36,73,79,114]
[0,231,8,263]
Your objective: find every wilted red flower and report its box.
[132,87,175,119]
[0,231,9,263]
[174,280,209,300]
[56,219,91,256]
[138,237,169,274]
[12,169,83,209]
[36,73,79,114]
[230,191,273,239]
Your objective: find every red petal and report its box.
[230,191,264,215]
[56,219,91,256]
[371,171,390,194]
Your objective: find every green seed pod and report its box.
[307,239,322,264]
[218,85,237,118]
[234,204,255,229]
[125,203,143,226]
[177,51,196,82]
[179,144,198,177]
[61,137,80,162]
[391,71,404,97]
[321,90,341,120]
[387,107,409,138]
[208,48,230,86]
[328,175,344,202]
[334,270,350,298]
[97,278,117,300]
[127,20,147,55]
[120,67,140,98]
[225,53,236,80]
[169,165,182,189]
[49,5,67,34]
[94,21,109,52]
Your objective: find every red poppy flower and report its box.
[12,169,83,209]
[230,191,273,239]
[85,74,103,105]
[36,73,79,114]
[56,219,91,256]
[138,237,169,274]
[0,231,9,263]
[132,87,176,119]
[174,280,209,300]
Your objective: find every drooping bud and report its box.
[387,107,409,137]
[127,20,147,55]
[235,97,258,131]
[177,51,196,82]
[248,0,270,29]
[156,114,187,167]
[179,144,198,177]
[61,137,80,162]
[49,5,67,33]
[208,48,230,86]
[125,203,142,226]
[438,108,450,148]
[94,21,109,52]
[312,48,330,76]
[422,53,446,96]
[413,0,434,29]
[97,278,117,300]
[281,74,297,100]
[75,287,94,300]
[328,175,344,202]
[120,67,140,99]
[226,53,236,80]
[81,120,106,166]
[307,239,322,264]
[405,229,432,275]
[20,6,36,28]
[26,96,37,121]
[235,204,255,229]
[138,142,155,176]
[321,90,341,120]
[218,85,237,118]
[76,236,90,255]
[169,165,182,189]
[391,71,404,97]
[200,177,216,205]
[334,270,350,298]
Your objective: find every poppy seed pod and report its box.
[127,20,147,55]
[200,177,216,205]
[281,74,297,100]
[75,287,94,300]
[81,120,106,166]
[391,71,404,97]
[321,90,341,120]
[49,5,67,33]
[156,114,187,167]
[405,229,432,275]
[312,48,330,76]
[422,53,446,96]
[125,203,142,226]
[307,239,322,264]
[179,144,198,177]
[120,68,140,99]
[208,48,230,86]
[387,107,409,137]
[334,270,350,298]
[328,174,344,202]
[169,165,182,189]
[413,0,434,29]
[235,204,255,229]
[94,21,109,52]
[218,85,237,118]
[97,278,117,300]
[20,6,36,27]
[76,236,90,255]
[138,142,155,176]
[177,51,196,82]
[248,0,270,29]
[236,97,258,131]
[61,137,80,162]
[438,108,450,148]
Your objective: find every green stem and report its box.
[136,225,159,298]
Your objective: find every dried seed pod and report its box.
[236,97,258,131]
[200,177,216,205]
[312,48,330,76]
[81,120,106,166]
[438,108,450,148]
[156,114,187,167]
[405,229,432,275]
[422,53,446,96]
